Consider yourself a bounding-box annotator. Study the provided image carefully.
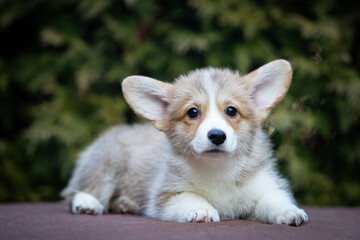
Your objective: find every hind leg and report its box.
[110,195,140,214]
[71,192,104,215]
[67,180,119,215]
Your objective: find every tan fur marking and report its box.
[167,75,210,141]
[215,100,241,133]
[183,101,209,141]
[156,191,183,209]
[215,82,257,134]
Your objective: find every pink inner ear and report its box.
[146,93,169,120]
[251,80,273,111]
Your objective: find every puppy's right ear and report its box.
[122,76,172,131]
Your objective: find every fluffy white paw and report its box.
[185,208,220,223]
[72,192,104,215]
[273,207,308,226]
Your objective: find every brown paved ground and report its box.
[0,203,359,240]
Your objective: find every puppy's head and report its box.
[122,60,292,160]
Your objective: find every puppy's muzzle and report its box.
[207,129,226,146]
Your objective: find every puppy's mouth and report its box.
[204,149,225,154]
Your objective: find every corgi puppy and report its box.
[61,59,308,226]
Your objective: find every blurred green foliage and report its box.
[0,0,359,205]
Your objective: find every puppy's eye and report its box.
[187,107,200,119]
[225,106,238,117]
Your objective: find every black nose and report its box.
[207,129,226,146]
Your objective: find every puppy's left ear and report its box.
[243,59,292,122]
[122,76,172,131]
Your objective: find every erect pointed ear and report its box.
[243,60,292,122]
[122,76,173,131]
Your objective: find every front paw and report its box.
[72,192,104,215]
[273,207,308,226]
[186,208,220,223]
